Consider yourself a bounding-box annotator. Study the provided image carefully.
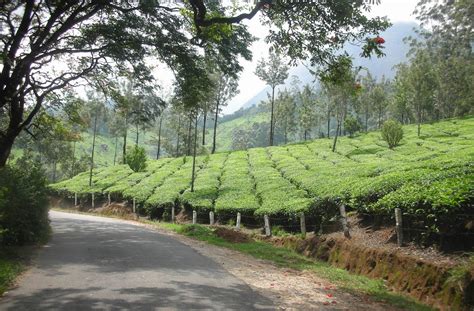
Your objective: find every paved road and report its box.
[0,211,273,310]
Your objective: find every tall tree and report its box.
[0,1,252,167]
[80,91,106,186]
[275,89,297,144]
[156,115,164,160]
[255,52,289,146]
[210,71,239,154]
[357,73,376,132]
[412,0,473,118]
[371,77,391,129]
[109,112,127,165]
[320,57,359,152]
[394,50,437,136]
[391,64,414,124]
[298,85,318,140]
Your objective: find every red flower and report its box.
[374,36,385,44]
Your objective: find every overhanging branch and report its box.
[190,0,267,28]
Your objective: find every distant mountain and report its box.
[239,22,418,111]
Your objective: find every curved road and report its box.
[0,211,273,310]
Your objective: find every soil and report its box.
[331,216,465,267]
[213,227,251,243]
[93,202,134,219]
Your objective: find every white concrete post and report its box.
[300,212,306,236]
[74,193,78,206]
[209,211,215,225]
[264,215,271,237]
[171,206,175,223]
[395,208,403,247]
[107,193,111,205]
[132,198,136,214]
[192,210,197,224]
[339,204,350,238]
[91,193,95,208]
[236,212,241,230]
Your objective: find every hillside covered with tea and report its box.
[52,117,474,229]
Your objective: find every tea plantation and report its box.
[51,117,474,235]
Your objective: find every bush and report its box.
[125,146,147,172]
[344,117,361,137]
[0,158,50,245]
[381,119,403,148]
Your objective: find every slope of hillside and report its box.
[211,112,269,151]
[69,129,159,168]
[52,117,474,242]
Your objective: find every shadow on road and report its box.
[0,212,273,310]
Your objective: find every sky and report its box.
[153,0,420,115]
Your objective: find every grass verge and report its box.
[0,247,35,295]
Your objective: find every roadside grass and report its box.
[153,223,433,311]
[0,247,33,295]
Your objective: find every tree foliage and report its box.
[344,117,362,137]
[0,1,252,167]
[0,156,49,246]
[125,146,148,172]
[381,120,403,149]
[255,52,289,146]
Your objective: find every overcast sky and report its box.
[154,0,420,115]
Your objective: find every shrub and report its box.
[344,117,361,137]
[0,158,50,245]
[125,146,147,172]
[381,119,403,148]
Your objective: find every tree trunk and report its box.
[304,130,307,141]
[156,117,163,160]
[211,102,219,154]
[135,122,139,146]
[202,111,207,146]
[191,113,198,192]
[365,105,369,132]
[417,113,421,137]
[186,117,192,156]
[378,109,382,128]
[122,117,128,164]
[327,107,331,138]
[72,140,77,176]
[176,116,181,157]
[52,161,57,183]
[89,112,99,187]
[417,108,422,137]
[332,118,341,152]
[113,136,118,165]
[269,86,275,146]
[0,128,20,168]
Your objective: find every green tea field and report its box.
[51,117,474,236]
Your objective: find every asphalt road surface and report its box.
[0,211,273,310]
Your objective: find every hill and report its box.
[51,117,474,245]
